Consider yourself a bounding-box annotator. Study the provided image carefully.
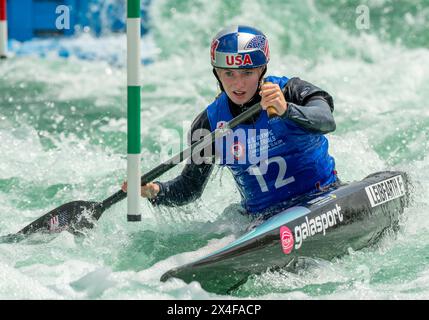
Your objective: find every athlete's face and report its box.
[216,67,263,105]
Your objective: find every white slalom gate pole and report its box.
[0,0,7,58]
[127,0,141,222]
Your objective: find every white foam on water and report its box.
[0,126,123,184]
[0,261,61,299]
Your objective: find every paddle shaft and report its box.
[98,102,263,213]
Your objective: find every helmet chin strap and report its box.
[212,68,224,92]
[258,65,268,91]
[212,66,268,105]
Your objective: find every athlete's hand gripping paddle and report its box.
[261,81,283,119]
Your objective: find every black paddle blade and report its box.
[15,201,102,237]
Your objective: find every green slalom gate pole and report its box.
[0,0,7,58]
[127,0,141,222]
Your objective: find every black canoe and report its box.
[160,171,410,294]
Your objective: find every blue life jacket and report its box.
[206,75,337,214]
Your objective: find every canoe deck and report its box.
[161,171,410,294]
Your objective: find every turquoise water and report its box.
[0,0,428,299]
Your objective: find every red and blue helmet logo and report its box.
[210,25,270,69]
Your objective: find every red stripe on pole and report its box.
[0,0,6,21]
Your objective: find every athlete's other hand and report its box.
[121,181,160,199]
